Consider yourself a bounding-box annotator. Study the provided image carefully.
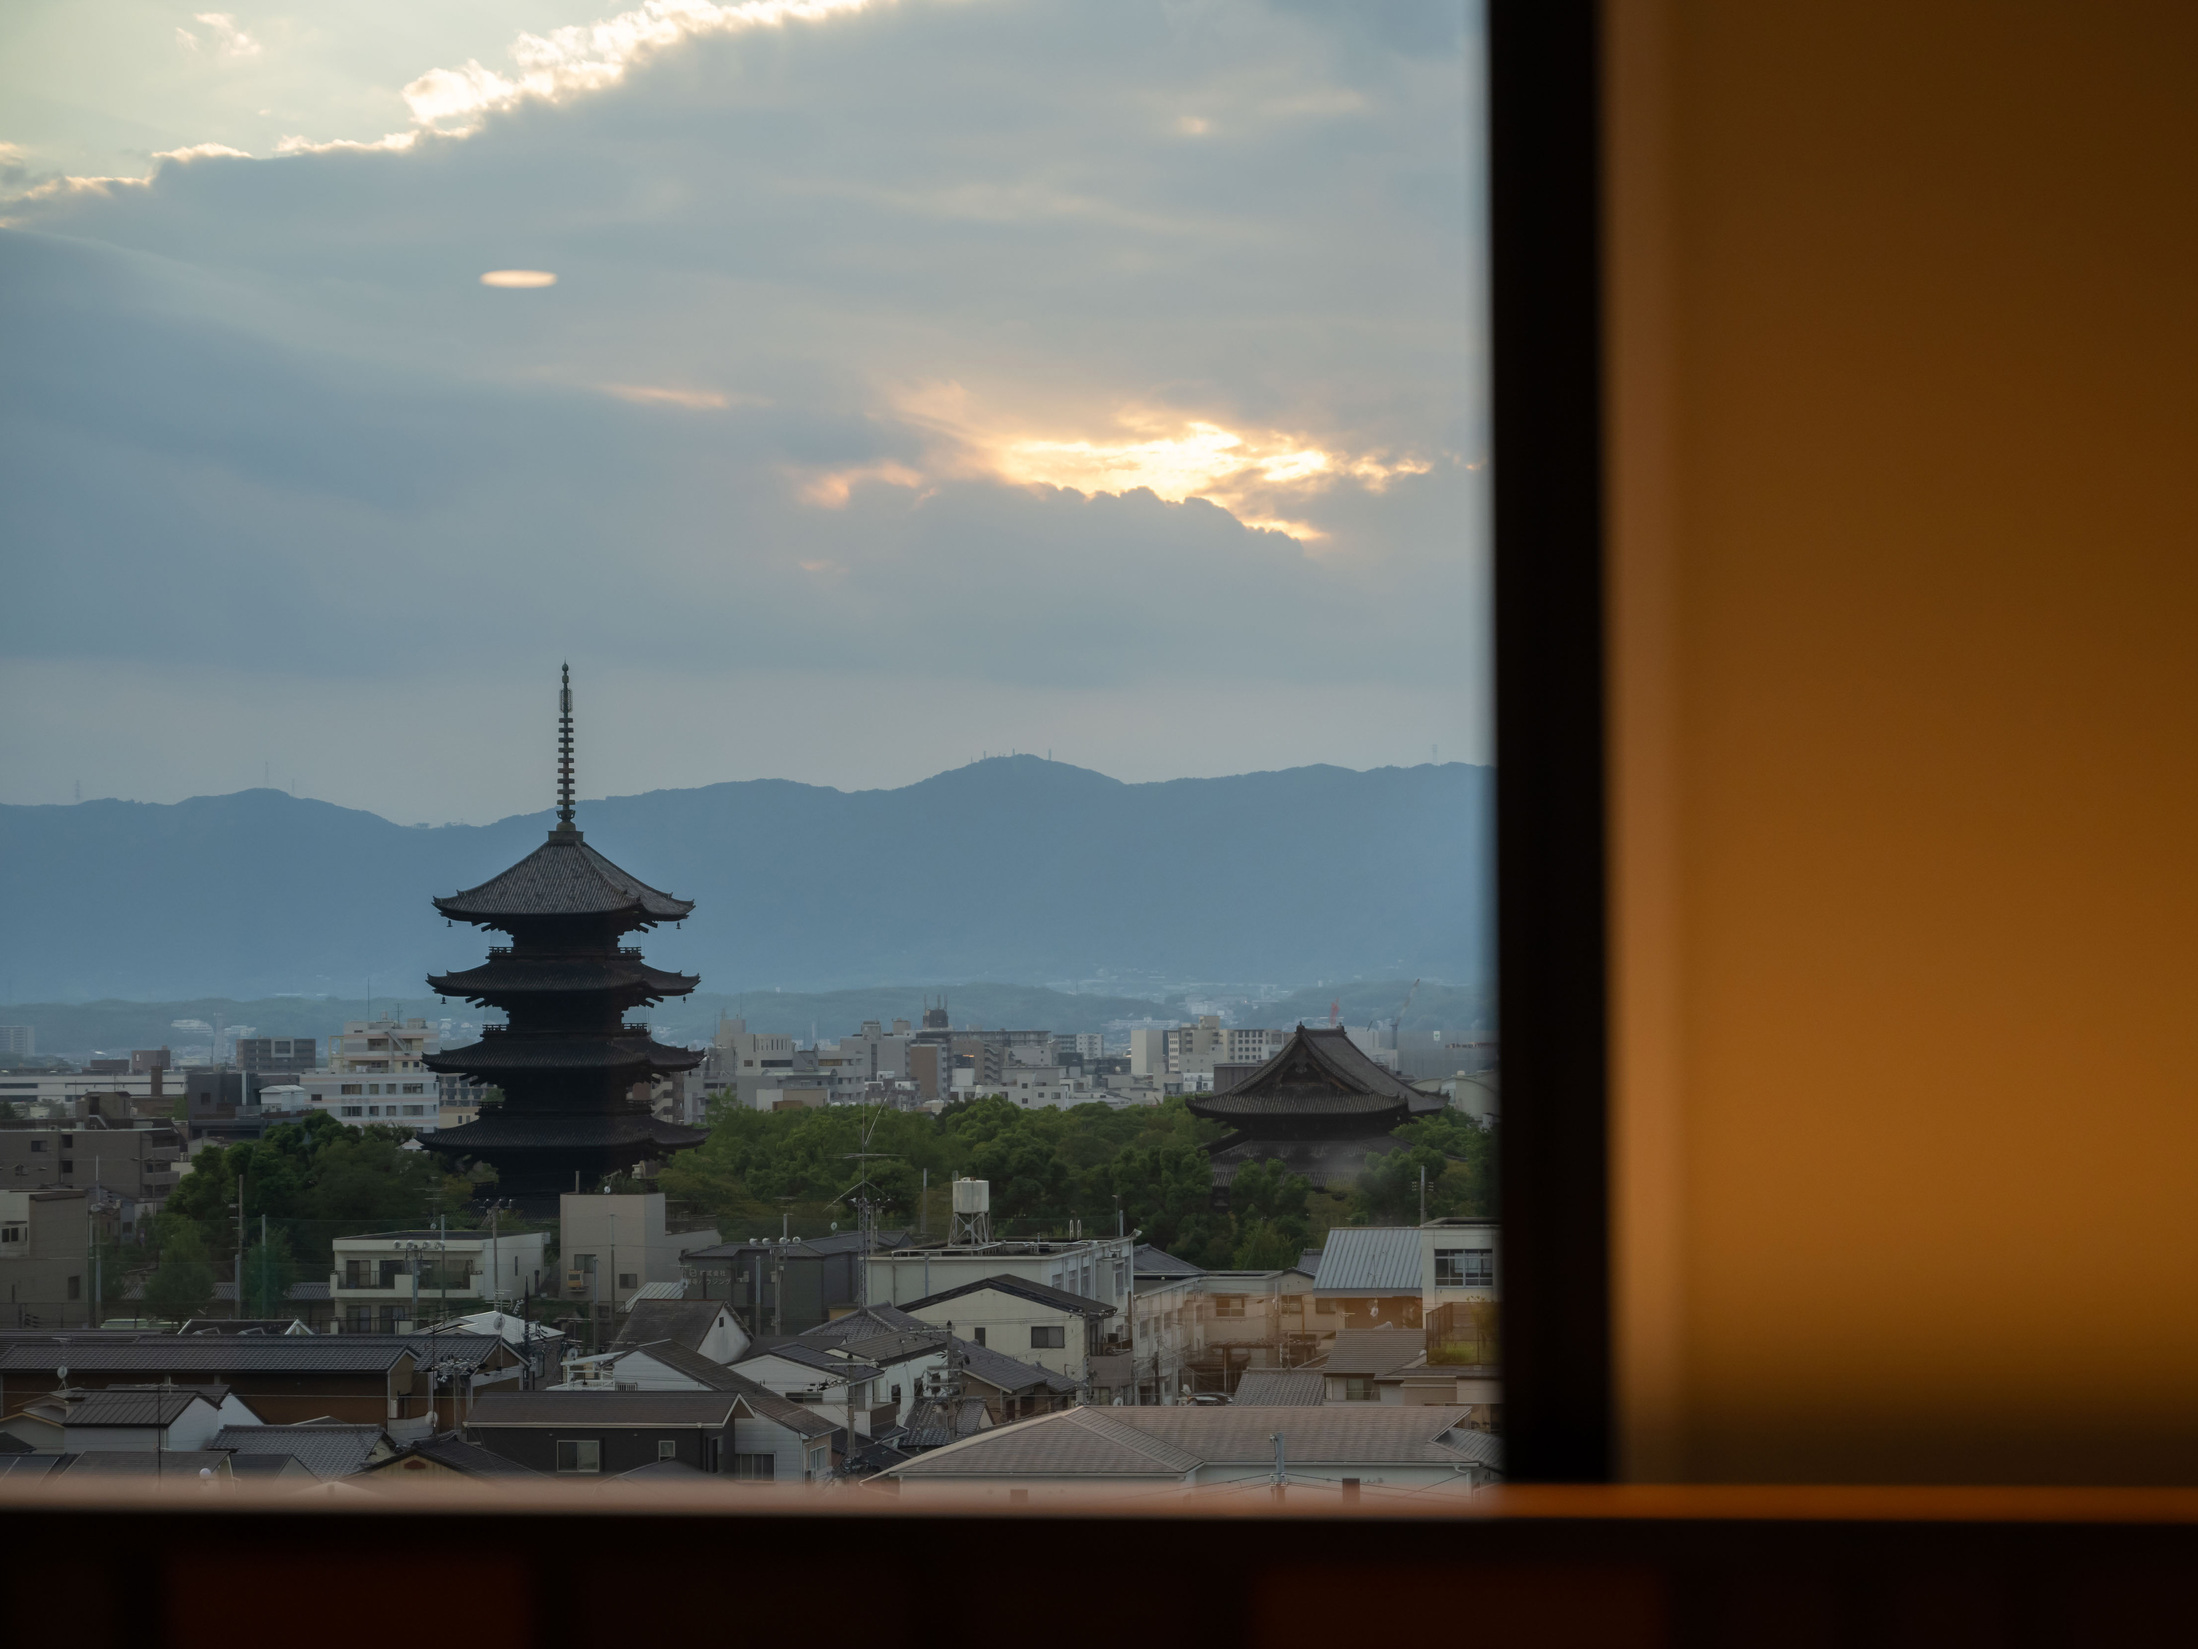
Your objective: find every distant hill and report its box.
[0,984,1188,1060]
[0,756,1491,1006]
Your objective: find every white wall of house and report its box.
[901,1289,1097,1385]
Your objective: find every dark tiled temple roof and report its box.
[434,832,693,926]
[1187,1025,1420,1125]
[427,955,699,1004]
[418,1112,709,1153]
[425,1032,702,1077]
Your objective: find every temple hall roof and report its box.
[434,832,693,927]
[1187,1024,1420,1126]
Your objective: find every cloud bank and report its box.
[1,0,1488,822]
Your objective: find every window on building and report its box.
[1436,1249,1496,1289]
[618,1273,638,1289]
[807,1447,828,1478]
[67,1275,81,1300]
[340,1106,363,1117]
[1344,1377,1375,1402]
[555,1439,601,1474]
[340,1084,362,1096]
[1213,1295,1246,1318]
[971,1327,986,1347]
[658,1439,678,1461]
[29,1140,44,1153]
[1030,1325,1065,1349]
[401,1083,425,1095]
[733,1453,774,1480]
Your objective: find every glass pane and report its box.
[4,0,1492,1500]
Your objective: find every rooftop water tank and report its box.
[952,1178,990,1214]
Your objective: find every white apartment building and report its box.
[327,1017,438,1075]
[1157,1017,1288,1079]
[331,1225,550,1332]
[262,1076,477,1135]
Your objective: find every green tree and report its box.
[143,1224,216,1324]
[1347,1112,1495,1225]
[241,1227,299,1317]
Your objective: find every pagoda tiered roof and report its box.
[1186,1024,1421,1127]
[434,831,693,927]
[419,1110,708,1155]
[426,1031,702,1079]
[427,953,699,1006]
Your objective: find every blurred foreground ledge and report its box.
[4,1481,2196,1648]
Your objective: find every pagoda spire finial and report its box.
[555,663,577,833]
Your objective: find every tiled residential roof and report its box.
[64,1388,212,1427]
[891,1409,1202,1479]
[1311,1228,1423,1294]
[210,1424,386,1479]
[56,1451,234,1478]
[888,1405,1488,1479]
[834,1329,950,1367]
[610,1300,736,1356]
[0,1340,412,1374]
[604,1341,756,1391]
[1318,1329,1429,1377]
[179,1318,314,1335]
[789,1305,927,1344]
[618,1457,707,1477]
[1133,1245,1205,1279]
[370,1432,542,1476]
[1229,1369,1327,1407]
[733,1341,881,1382]
[467,1392,740,1428]
[955,1339,1079,1397]
[404,1335,512,1372]
[902,1274,1116,1319]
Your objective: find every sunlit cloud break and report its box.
[481,269,559,288]
[898,388,1434,543]
[403,0,883,136]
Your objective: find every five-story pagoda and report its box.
[423,667,707,1204]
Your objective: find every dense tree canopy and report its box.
[659,1094,1495,1270]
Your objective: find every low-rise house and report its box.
[178,1317,316,1336]
[0,1334,517,1429]
[556,1340,752,1392]
[206,1282,336,1331]
[866,1235,1137,1323]
[362,1431,541,1480]
[1,1383,261,1452]
[608,1299,748,1365]
[464,1388,839,1481]
[901,1274,1122,1389]
[880,1405,1502,1502]
[1230,1368,1326,1406]
[728,1341,894,1435]
[1130,1244,1206,1404]
[1305,1219,1502,1333]
[209,1423,392,1478]
[683,1230,909,1338]
[1317,1329,1433,1403]
[1188,1267,1320,1396]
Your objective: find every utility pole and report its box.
[260,1213,268,1319]
[1419,1164,1427,1227]
[234,1171,245,1322]
[1270,1431,1286,1501]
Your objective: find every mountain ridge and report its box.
[0,756,1492,1002]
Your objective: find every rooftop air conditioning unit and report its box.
[952,1178,990,1214]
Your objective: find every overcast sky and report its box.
[1,0,1488,825]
